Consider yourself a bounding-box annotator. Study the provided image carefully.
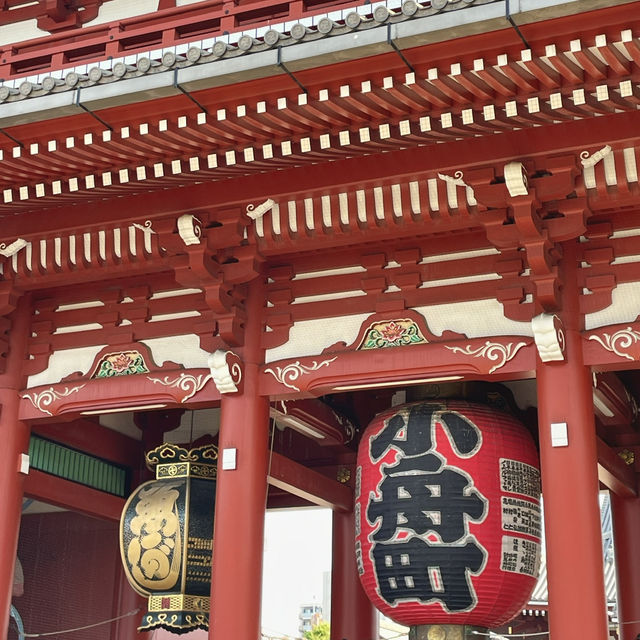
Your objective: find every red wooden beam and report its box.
[33,418,140,468]
[24,468,125,521]
[267,452,353,512]
[597,436,637,498]
[20,368,220,421]
[261,338,536,398]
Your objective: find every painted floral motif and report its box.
[94,351,149,378]
[360,320,428,350]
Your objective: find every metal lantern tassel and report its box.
[120,443,217,634]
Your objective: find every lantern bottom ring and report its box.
[138,596,210,635]
[409,624,489,640]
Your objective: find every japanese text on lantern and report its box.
[363,404,488,612]
[499,458,541,577]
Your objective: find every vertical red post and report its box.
[611,493,640,640]
[536,241,609,640]
[0,296,31,640]
[209,279,270,640]
[331,509,378,640]
[113,563,148,639]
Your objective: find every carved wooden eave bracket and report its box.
[0,274,23,374]
[29,1,105,32]
[155,208,265,349]
[455,156,588,313]
[0,280,21,317]
[208,350,243,394]
[0,238,28,259]
[531,313,566,362]
[578,220,616,317]
[575,145,623,317]
[0,238,27,319]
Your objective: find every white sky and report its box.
[262,508,333,639]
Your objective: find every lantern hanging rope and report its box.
[265,405,277,510]
[9,605,24,640]
[18,608,140,637]
[472,618,640,636]
[471,632,549,638]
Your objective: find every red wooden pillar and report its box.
[331,509,378,640]
[209,279,270,640]
[611,492,640,640]
[536,241,609,640]
[0,296,31,640]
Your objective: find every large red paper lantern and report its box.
[355,401,541,628]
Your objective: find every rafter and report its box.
[3,108,640,238]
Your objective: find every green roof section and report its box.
[28,435,129,498]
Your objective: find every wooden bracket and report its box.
[158,209,264,348]
[470,157,589,312]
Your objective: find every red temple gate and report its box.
[0,1,640,639]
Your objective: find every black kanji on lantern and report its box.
[367,460,486,543]
[366,403,488,612]
[372,537,486,611]
[370,403,481,461]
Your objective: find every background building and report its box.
[299,604,323,636]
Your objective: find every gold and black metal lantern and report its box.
[120,443,217,634]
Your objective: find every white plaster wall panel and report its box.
[27,345,107,388]
[141,334,211,369]
[415,300,533,338]
[585,282,640,330]
[265,313,371,363]
[84,0,160,27]
[0,19,47,47]
[26,334,211,387]
[265,300,535,363]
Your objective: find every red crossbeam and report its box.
[267,451,353,511]
[24,468,125,520]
